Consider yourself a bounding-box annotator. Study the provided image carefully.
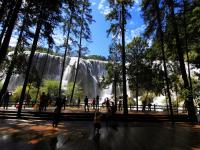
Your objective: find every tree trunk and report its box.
[70,23,83,103]
[0,6,14,45]
[155,0,174,121]
[35,47,50,102]
[0,4,29,103]
[114,69,117,110]
[0,0,7,22]
[58,16,72,98]
[121,3,128,114]
[183,0,193,91]
[136,67,139,111]
[70,3,85,103]
[17,3,44,117]
[0,0,22,66]
[167,0,196,122]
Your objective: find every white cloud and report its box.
[130,24,145,37]
[129,21,134,25]
[98,0,111,15]
[126,24,146,43]
[135,0,141,5]
[91,2,96,6]
[9,35,18,47]
[132,0,142,12]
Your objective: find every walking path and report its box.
[0,119,199,150]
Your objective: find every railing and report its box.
[0,101,199,114]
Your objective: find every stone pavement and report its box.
[0,119,200,150]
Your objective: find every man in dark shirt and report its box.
[84,96,89,112]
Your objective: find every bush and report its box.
[140,91,155,105]
[0,82,2,90]
[40,80,59,98]
[128,97,136,106]
[12,86,38,102]
[65,82,83,99]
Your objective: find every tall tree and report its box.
[0,2,15,46]
[0,1,32,105]
[141,0,174,120]
[0,0,22,66]
[70,0,93,102]
[17,0,61,116]
[182,0,193,92]
[167,0,196,122]
[109,42,121,109]
[58,0,75,99]
[127,37,148,111]
[106,0,134,115]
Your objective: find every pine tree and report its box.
[17,0,62,116]
[70,0,93,102]
[141,0,174,120]
[106,0,134,114]
[166,0,196,122]
[0,0,22,66]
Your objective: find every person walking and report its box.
[84,96,89,112]
[3,91,10,109]
[39,92,46,112]
[96,95,99,110]
[77,97,81,108]
[92,98,96,109]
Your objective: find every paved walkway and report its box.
[0,119,199,150]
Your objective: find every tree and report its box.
[0,0,22,66]
[65,82,83,100]
[0,1,15,46]
[70,0,93,102]
[126,37,148,111]
[102,41,122,109]
[141,0,174,120]
[17,0,62,116]
[0,1,32,104]
[41,80,59,98]
[167,0,196,122]
[106,0,134,115]
[58,0,76,98]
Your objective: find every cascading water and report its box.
[3,52,199,106]
[5,52,113,100]
[7,52,63,90]
[61,57,108,99]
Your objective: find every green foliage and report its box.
[128,97,135,106]
[36,47,60,56]
[41,80,59,97]
[12,80,60,102]
[12,86,23,101]
[174,96,183,107]
[11,86,37,102]
[82,55,107,61]
[65,82,83,99]
[0,82,2,90]
[127,37,165,95]
[140,92,155,104]
[106,0,134,38]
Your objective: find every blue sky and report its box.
[87,0,145,57]
[9,0,145,57]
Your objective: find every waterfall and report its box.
[6,52,112,99]
[61,57,108,99]
[7,52,63,90]
[4,52,199,106]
